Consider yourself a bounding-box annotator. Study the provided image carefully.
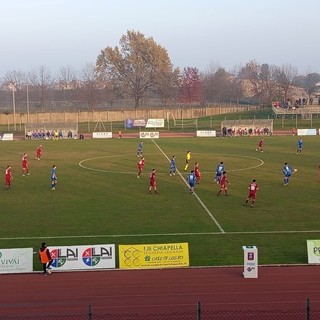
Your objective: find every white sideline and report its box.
[151,139,225,233]
[1,229,319,241]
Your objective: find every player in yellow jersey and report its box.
[184,151,191,171]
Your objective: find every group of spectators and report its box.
[221,127,271,137]
[273,97,320,109]
[26,129,74,140]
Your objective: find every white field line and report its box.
[152,139,225,233]
[2,229,320,241]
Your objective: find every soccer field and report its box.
[0,135,319,269]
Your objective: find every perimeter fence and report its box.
[1,300,319,320]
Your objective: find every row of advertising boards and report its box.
[2,240,320,274]
[0,242,190,274]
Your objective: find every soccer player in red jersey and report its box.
[137,157,145,178]
[256,138,264,152]
[21,153,30,176]
[194,162,201,184]
[217,171,229,196]
[244,179,259,207]
[35,145,42,160]
[148,168,158,194]
[5,165,13,189]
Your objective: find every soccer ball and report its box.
[294,168,298,173]
[47,269,52,275]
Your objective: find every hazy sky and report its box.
[1,0,319,78]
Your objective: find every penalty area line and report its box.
[151,139,225,234]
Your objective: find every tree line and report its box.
[1,30,319,113]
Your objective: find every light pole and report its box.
[26,83,30,123]
[11,83,17,131]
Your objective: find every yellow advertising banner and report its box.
[119,243,189,269]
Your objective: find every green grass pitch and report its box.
[0,135,319,269]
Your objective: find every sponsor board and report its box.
[49,244,115,271]
[297,129,317,136]
[125,118,147,128]
[146,119,165,128]
[139,132,160,139]
[242,246,258,278]
[1,133,14,141]
[307,240,320,263]
[0,248,33,274]
[196,130,216,137]
[92,132,112,139]
[119,242,189,269]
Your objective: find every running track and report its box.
[1,265,320,317]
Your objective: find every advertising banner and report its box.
[146,119,165,128]
[1,133,14,141]
[119,243,189,269]
[92,132,112,139]
[196,130,216,137]
[297,129,317,136]
[0,248,33,274]
[125,119,147,128]
[139,132,160,139]
[307,240,320,263]
[48,244,115,271]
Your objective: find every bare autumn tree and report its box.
[239,61,265,105]
[27,65,54,111]
[305,73,320,100]
[202,67,231,103]
[57,65,79,107]
[259,63,279,103]
[274,64,298,101]
[96,30,179,109]
[79,63,101,109]
[228,66,245,104]
[2,70,27,113]
[239,60,278,105]
[179,67,202,103]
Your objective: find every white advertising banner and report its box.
[0,248,33,274]
[1,133,14,141]
[196,130,216,137]
[297,129,317,136]
[48,244,115,271]
[139,132,160,139]
[146,119,165,128]
[92,132,113,139]
[307,240,320,264]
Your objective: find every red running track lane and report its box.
[1,265,320,316]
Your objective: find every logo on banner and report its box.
[82,246,113,267]
[139,132,160,139]
[125,118,134,128]
[133,119,147,127]
[50,248,78,268]
[146,119,164,128]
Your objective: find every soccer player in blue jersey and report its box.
[187,170,196,194]
[214,161,225,184]
[169,156,176,176]
[137,141,143,157]
[51,165,57,190]
[296,138,303,154]
[282,162,294,186]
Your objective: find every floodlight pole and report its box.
[26,83,30,123]
[12,84,16,131]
